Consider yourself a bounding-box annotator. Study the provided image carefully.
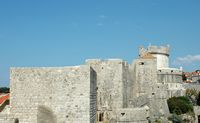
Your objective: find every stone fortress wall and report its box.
[9,66,97,123]
[0,45,185,123]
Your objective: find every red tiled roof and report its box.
[0,94,9,105]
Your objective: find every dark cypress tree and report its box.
[197,92,200,106]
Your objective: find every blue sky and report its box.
[0,0,200,87]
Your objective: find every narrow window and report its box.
[99,112,104,121]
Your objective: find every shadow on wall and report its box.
[0,100,9,112]
[37,105,57,123]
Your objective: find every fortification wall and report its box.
[114,106,149,123]
[131,58,171,120]
[131,58,157,97]
[86,59,128,110]
[86,59,129,122]
[157,68,182,83]
[0,114,15,123]
[10,65,96,123]
[184,83,200,92]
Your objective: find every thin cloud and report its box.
[99,15,107,19]
[97,23,103,26]
[173,54,200,65]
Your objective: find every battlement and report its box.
[147,45,170,56]
[139,45,170,58]
[138,45,170,68]
[85,59,125,64]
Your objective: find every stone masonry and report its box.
[9,65,97,123]
[0,45,185,123]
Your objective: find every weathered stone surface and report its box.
[157,68,182,83]
[131,58,157,97]
[139,45,170,68]
[9,65,96,123]
[86,59,128,110]
[0,45,186,123]
[86,59,132,122]
[115,106,149,123]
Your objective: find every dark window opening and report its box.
[159,70,162,72]
[14,118,19,123]
[121,113,125,116]
[171,70,173,73]
[99,112,104,121]
[139,62,144,65]
[152,93,155,95]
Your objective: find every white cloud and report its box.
[173,54,200,65]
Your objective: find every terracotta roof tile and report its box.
[0,94,9,105]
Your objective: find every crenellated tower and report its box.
[139,45,170,69]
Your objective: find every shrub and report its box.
[167,96,193,115]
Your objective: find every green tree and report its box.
[0,87,10,93]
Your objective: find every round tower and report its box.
[147,45,170,68]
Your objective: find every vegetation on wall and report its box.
[0,87,10,93]
[167,96,193,115]
[186,89,198,99]
[186,88,198,105]
[185,88,200,106]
